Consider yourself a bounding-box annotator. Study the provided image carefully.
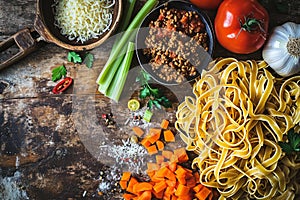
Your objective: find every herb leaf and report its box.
[83,52,94,68]
[140,86,151,99]
[279,129,300,154]
[52,65,67,81]
[68,51,82,63]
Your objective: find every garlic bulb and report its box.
[262,22,300,77]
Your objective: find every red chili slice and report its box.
[52,77,73,94]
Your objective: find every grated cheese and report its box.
[53,0,115,43]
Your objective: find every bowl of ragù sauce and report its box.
[136,0,215,85]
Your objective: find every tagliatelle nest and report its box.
[175,58,300,200]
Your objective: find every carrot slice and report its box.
[195,187,211,200]
[147,162,160,172]
[156,140,165,151]
[162,150,173,160]
[153,180,167,193]
[141,138,151,148]
[147,145,158,155]
[163,129,175,142]
[193,184,204,193]
[173,148,189,163]
[133,182,153,193]
[148,131,161,144]
[126,177,138,194]
[175,184,190,196]
[161,119,169,129]
[139,190,152,200]
[121,171,132,181]
[120,180,128,190]
[123,193,136,200]
[132,126,144,137]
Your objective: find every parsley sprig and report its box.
[136,70,172,109]
[278,129,300,154]
[52,65,67,81]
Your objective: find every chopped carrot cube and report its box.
[156,140,165,151]
[132,126,144,137]
[161,119,169,129]
[163,130,175,142]
[147,145,158,155]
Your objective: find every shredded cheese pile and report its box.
[53,0,115,43]
[176,58,300,199]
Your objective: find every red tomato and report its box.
[214,0,269,54]
[190,0,223,10]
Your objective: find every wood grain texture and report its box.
[0,0,299,199]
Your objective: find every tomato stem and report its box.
[240,17,265,33]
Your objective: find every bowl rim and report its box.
[135,0,215,86]
[35,0,123,51]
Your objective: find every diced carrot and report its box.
[161,119,169,129]
[193,184,204,193]
[156,166,169,178]
[121,171,131,181]
[165,186,175,194]
[195,187,211,200]
[133,182,153,193]
[161,162,169,168]
[149,128,161,135]
[153,189,164,199]
[193,172,200,184]
[151,175,165,183]
[173,148,189,163]
[119,180,128,190]
[170,154,179,163]
[175,184,190,196]
[147,162,160,172]
[171,195,178,200]
[139,190,152,200]
[148,132,161,144]
[177,175,186,185]
[177,195,192,200]
[153,180,167,193]
[166,169,176,181]
[166,179,177,187]
[186,177,196,188]
[156,155,165,165]
[168,162,177,172]
[156,140,165,151]
[141,138,151,148]
[132,126,144,137]
[123,193,136,200]
[147,145,158,155]
[163,130,175,142]
[126,177,138,194]
[163,194,171,200]
[175,167,187,177]
[162,150,173,160]
[147,170,155,178]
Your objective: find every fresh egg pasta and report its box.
[175,58,300,199]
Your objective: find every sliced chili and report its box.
[52,77,73,94]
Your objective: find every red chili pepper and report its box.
[52,77,73,94]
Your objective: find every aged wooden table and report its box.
[0,0,299,199]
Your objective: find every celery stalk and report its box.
[96,0,158,85]
[106,42,135,102]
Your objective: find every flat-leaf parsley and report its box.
[52,65,67,81]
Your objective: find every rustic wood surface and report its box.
[0,0,299,199]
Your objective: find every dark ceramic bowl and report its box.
[135,0,215,85]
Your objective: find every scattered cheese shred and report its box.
[53,0,114,43]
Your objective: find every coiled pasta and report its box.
[175,58,300,199]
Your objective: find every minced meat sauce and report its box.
[143,7,209,83]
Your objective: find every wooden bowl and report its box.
[35,0,122,51]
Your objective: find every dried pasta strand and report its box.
[175,58,300,199]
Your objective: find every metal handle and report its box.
[0,28,42,70]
